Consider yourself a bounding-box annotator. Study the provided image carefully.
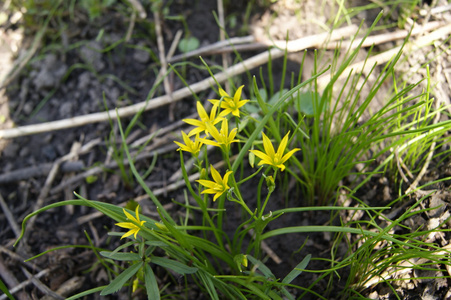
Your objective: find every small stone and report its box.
[42,145,56,160]
[77,72,91,90]
[79,41,105,72]
[23,102,33,115]
[43,53,58,69]
[33,68,56,90]
[106,86,120,101]
[19,147,30,157]
[133,48,150,63]
[59,101,73,118]
[2,142,19,157]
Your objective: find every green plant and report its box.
[15,79,416,298]
[10,2,451,299]
[80,0,116,20]
[249,12,451,205]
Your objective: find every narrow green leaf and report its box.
[198,270,219,300]
[0,278,15,300]
[151,256,197,274]
[100,262,143,295]
[223,277,271,300]
[282,254,311,284]
[144,264,160,300]
[145,240,168,247]
[247,255,275,279]
[66,286,106,300]
[100,251,141,261]
[279,287,295,300]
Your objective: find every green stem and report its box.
[224,150,255,218]
[258,170,277,219]
[180,152,226,251]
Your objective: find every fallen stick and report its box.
[51,142,178,194]
[0,256,31,300]
[326,20,445,49]
[317,23,451,89]
[0,192,21,237]
[0,161,84,184]
[194,21,445,56]
[0,25,357,139]
[0,268,49,300]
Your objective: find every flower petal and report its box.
[210,166,222,184]
[280,148,301,164]
[212,191,224,202]
[196,101,208,120]
[197,179,217,189]
[249,149,272,164]
[120,230,136,239]
[134,206,141,222]
[234,85,244,103]
[261,132,276,158]
[219,88,229,98]
[222,171,233,189]
[123,209,137,223]
[276,132,290,157]
[116,222,136,229]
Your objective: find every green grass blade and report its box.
[144,264,160,300]
[100,262,143,295]
[66,286,106,300]
[115,109,174,224]
[100,251,141,261]
[247,255,275,279]
[282,254,312,284]
[151,256,197,274]
[0,278,14,300]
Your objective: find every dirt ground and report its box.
[1,0,451,299]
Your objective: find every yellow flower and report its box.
[116,205,146,239]
[209,85,249,117]
[199,119,239,152]
[249,132,300,172]
[183,101,222,137]
[174,132,202,156]
[197,165,233,201]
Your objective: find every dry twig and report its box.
[0,25,357,139]
[0,192,21,237]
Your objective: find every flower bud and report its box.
[265,175,275,193]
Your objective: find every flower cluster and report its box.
[173,85,299,201]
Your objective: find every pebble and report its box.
[77,72,91,90]
[42,145,56,160]
[59,101,73,118]
[79,41,105,72]
[133,48,150,63]
[31,53,68,91]
[3,142,19,158]
[22,102,33,115]
[19,147,30,157]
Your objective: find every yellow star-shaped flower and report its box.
[197,165,233,201]
[198,119,239,152]
[115,205,146,239]
[209,85,249,117]
[183,101,222,137]
[249,132,300,172]
[174,132,202,156]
